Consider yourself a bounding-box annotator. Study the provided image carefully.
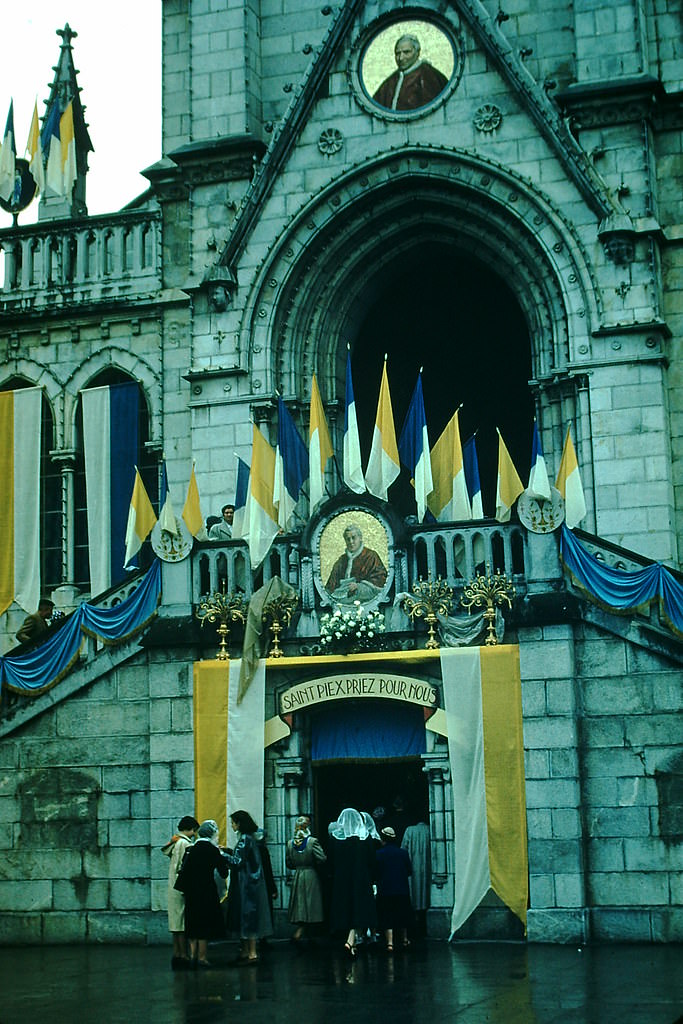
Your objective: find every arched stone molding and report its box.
[240,147,602,410]
[0,359,63,446]
[63,346,161,450]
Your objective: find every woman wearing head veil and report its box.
[180,819,231,968]
[327,808,377,957]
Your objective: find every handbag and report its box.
[173,847,192,893]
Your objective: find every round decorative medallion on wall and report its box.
[318,128,344,155]
[517,487,565,534]
[473,104,503,133]
[349,12,462,120]
[151,517,193,562]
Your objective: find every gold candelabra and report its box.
[195,587,247,660]
[461,565,516,646]
[262,593,299,658]
[401,575,455,650]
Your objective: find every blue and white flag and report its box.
[398,371,433,523]
[463,434,484,519]
[343,349,365,493]
[82,383,139,596]
[527,419,552,501]
[232,454,250,540]
[273,397,309,530]
[0,100,16,202]
[159,461,178,535]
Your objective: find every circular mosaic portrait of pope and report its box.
[360,18,456,114]
[320,510,390,606]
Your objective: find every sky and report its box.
[0,3,162,226]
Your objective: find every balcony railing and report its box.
[0,208,161,311]
[192,522,529,609]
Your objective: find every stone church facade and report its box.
[0,1,681,945]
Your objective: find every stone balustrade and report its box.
[0,209,161,311]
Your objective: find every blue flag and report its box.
[159,461,178,534]
[527,419,552,500]
[463,434,484,519]
[343,350,365,493]
[398,372,433,523]
[232,455,250,540]
[273,397,309,530]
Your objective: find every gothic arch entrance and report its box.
[350,241,533,516]
[247,149,597,493]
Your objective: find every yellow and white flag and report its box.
[182,463,206,539]
[495,428,524,522]
[123,468,157,566]
[365,357,400,502]
[428,408,472,522]
[60,101,77,197]
[0,387,42,615]
[309,374,333,510]
[26,101,45,194]
[442,646,528,936]
[244,424,279,567]
[556,426,586,529]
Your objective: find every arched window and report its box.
[74,370,157,595]
[0,378,61,594]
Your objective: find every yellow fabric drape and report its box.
[193,661,229,842]
[481,644,528,928]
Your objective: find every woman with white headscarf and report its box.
[327,808,377,957]
[180,819,231,968]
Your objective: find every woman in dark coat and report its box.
[181,819,230,967]
[375,826,412,951]
[223,809,273,964]
[328,808,377,957]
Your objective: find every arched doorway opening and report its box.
[350,241,533,517]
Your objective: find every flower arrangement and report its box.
[319,601,386,654]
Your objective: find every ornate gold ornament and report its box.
[461,566,516,646]
[195,588,247,660]
[401,575,454,649]
[262,593,299,658]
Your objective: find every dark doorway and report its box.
[351,242,533,517]
[313,758,429,848]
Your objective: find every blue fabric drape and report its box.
[311,701,426,761]
[1,559,161,695]
[109,382,139,583]
[560,525,683,637]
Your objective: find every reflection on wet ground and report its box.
[1,938,682,1024]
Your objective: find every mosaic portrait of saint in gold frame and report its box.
[360,19,455,114]
[320,510,390,606]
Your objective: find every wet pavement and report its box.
[2,938,682,1023]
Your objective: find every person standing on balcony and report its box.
[209,503,234,540]
[15,598,55,646]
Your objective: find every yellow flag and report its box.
[124,468,157,566]
[495,429,523,522]
[26,101,45,193]
[182,464,204,537]
[555,426,586,529]
[309,374,333,508]
[365,358,400,501]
